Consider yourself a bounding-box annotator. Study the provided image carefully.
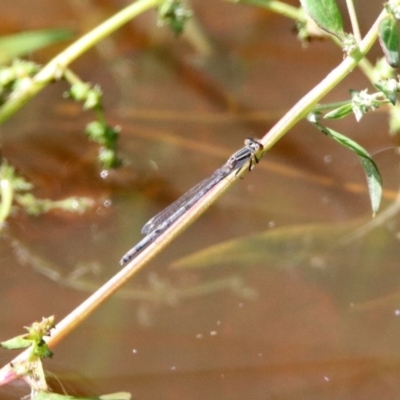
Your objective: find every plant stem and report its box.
[260,9,386,150]
[231,0,303,20]
[346,0,362,42]
[0,0,163,125]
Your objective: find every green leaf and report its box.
[1,334,32,350]
[324,103,353,119]
[378,15,400,68]
[0,29,75,64]
[317,125,382,215]
[299,0,344,39]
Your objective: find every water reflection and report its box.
[1,1,400,399]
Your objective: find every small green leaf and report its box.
[300,0,344,39]
[378,15,400,68]
[324,103,353,119]
[0,29,74,64]
[1,334,32,350]
[317,125,382,215]
[359,157,382,216]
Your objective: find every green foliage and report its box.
[324,102,354,119]
[0,29,74,64]
[1,317,131,400]
[0,60,40,106]
[319,82,400,133]
[84,121,121,169]
[158,0,192,34]
[350,89,383,121]
[385,0,400,20]
[1,316,54,361]
[66,80,122,169]
[16,193,94,216]
[309,115,382,215]
[0,63,122,171]
[299,0,344,39]
[0,161,94,231]
[374,78,399,105]
[69,82,102,110]
[378,15,399,67]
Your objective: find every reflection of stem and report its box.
[344,189,400,243]
[350,285,400,313]
[69,274,257,303]
[12,238,257,302]
[0,0,163,124]
[183,13,214,57]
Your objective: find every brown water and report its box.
[1,1,400,399]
